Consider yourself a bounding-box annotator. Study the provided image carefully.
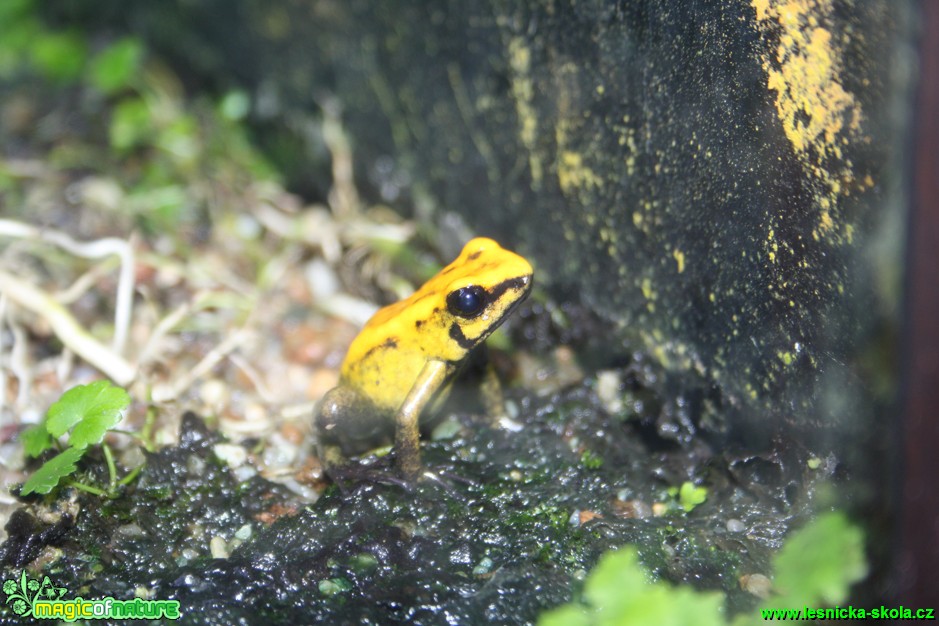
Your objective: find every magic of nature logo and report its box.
[3,571,181,621]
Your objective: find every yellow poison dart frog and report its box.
[315,237,533,479]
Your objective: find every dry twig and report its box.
[0,270,136,386]
[0,219,135,355]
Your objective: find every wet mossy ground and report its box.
[0,372,827,625]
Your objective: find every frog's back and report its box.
[340,303,448,412]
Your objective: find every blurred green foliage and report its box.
[539,512,867,626]
[31,31,88,82]
[88,37,143,94]
[0,0,277,239]
[674,481,708,513]
[0,0,42,79]
[538,547,724,626]
[761,512,868,610]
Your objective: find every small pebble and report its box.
[472,557,494,575]
[233,465,258,482]
[262,432,299,467]
[578,510,603,524]
[739,573,772,599]
[199,378,230,408]
[612,499,652,519]
[133,586,154,600]
[115,524,145,539]
[234,524,253,541]
[213,443,247,468]
[726,518,746,533]
[596,370,624,414]
[318,579,348,596]
[209,536,229,559]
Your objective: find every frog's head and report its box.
[354,237,533,365]
[435,237,533,357]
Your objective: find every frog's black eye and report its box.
[447,285,487,318]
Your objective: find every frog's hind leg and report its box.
[479,362,507,421]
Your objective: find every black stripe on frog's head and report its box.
[444,275,532,353]
[448,322,475,350]
[487,276,531,302]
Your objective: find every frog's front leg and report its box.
[395,359,450,479]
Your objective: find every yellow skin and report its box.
[316,237,533,479]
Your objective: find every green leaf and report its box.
[580,450,604,470]
[156,113,200,163]
[0,0,39,77]
[540,548,725,626]
[583,548,648,614]
[20,448,85,496]
[538,604,591,626]
[768,512,867,608]
[128,184,190,233]
[21,424,52,457]
[88,38,143,95]
[218,90,250,121]
[0,0,34,25]
[29,31,87,82]
[678,482,708,512]
[110,97,153,151]
[45,380,130,448]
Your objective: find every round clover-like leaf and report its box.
[19,448,85,496]
[45,380,130,449]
